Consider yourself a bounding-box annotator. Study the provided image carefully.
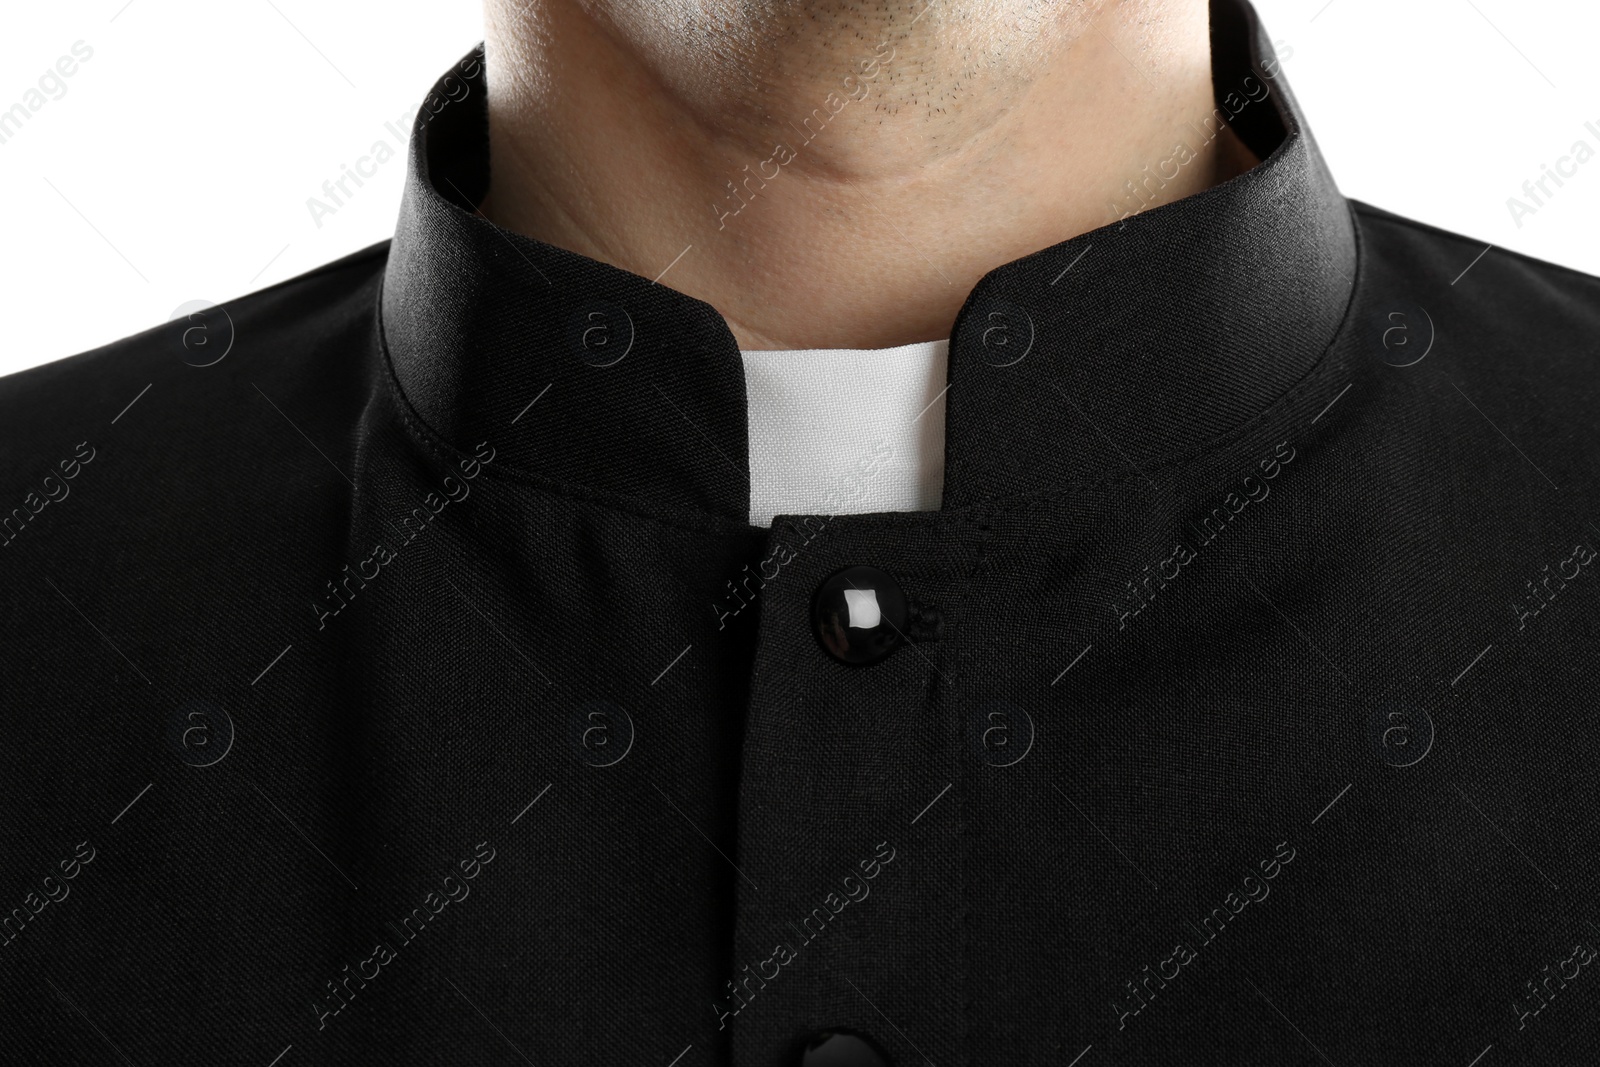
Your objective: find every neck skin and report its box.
[480,0,1255,351]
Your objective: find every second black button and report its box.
[797,1029,892,1066]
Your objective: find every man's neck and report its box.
[479,0,1253,350]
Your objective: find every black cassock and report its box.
[5,1,1600,1063]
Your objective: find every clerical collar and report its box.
[380,0,1356,525]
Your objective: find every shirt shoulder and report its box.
[1350,199,1600,398]
[0,241,391,586]
[0,240,392,463]
[1352,199,1600,322]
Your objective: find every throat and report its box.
[480,0,1250,349]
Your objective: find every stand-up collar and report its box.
[381,0,1355,524]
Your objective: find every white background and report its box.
[2,0,1597,377]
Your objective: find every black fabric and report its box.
[4,1,1600,1064]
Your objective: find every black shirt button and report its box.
[798,1029,892,1067]
[812,566,907,666]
